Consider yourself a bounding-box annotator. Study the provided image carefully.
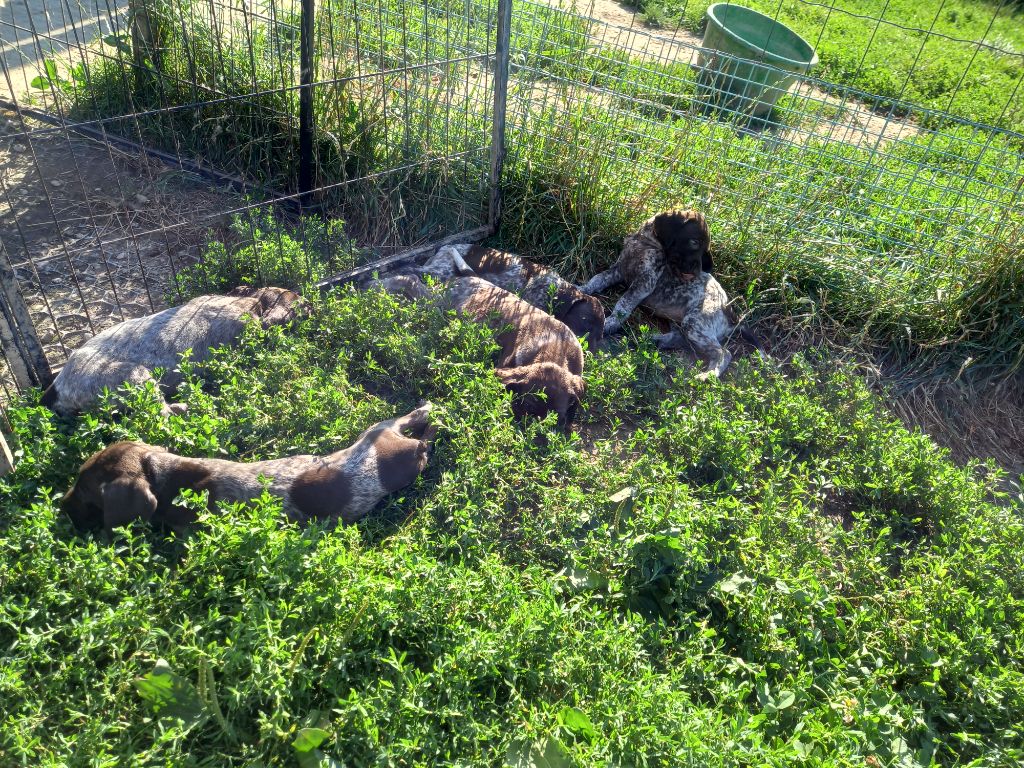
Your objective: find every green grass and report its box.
[2,283,1022,765]
[633,0,1024,132]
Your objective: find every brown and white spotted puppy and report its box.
[41,287,302,417]
[579,210,761,379]
[372,276,585,431]
[61,404,437,532]
[421,244,605,348]
[446,277,585,431]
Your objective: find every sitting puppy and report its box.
[420,244,605,348]
[580,209,761,379]
[374,276,585,432]
[42,286,302,416]
[62,403,437,531]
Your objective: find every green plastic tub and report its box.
[696,3,819,119]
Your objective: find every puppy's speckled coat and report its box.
[374,275,585,431]
[62,404,437,531]
[421,244,605,348]
[42,286,302,416]
[580,209,759,378]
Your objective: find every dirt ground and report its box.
[0,107,237,372]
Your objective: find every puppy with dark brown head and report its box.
[579,210,763,379]
[42,286,303,417]
[62,404,437,532]
[421,244,605,349]
[445,277,585,432]
[652,209,713,278]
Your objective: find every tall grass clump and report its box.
[170,208,364,298]
[1,274,1022,765]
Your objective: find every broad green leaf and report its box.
[775,691,796,710]
[505,737,572,768]
[44,59,57,79]
[608,487,634,504]
[558,706,597,742]
[292,727,331,753]
[718,572,754,595]
[133,659,206,726]
[30,76,50,90]
[559,566,608,593]
[102,34,133,54]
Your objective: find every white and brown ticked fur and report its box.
[61,404,437,532]
[579,209,763,379]
[420,244,605,349]
[42,286,302,417]
[375,275,585,432]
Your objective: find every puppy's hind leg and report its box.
[685,329,732,380]
[112,362,187,417]
[652,329,687,350]
[421,246,475,278]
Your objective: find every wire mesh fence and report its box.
[1,0,507,410]
[1,0,1023,417]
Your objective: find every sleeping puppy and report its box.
[579,209,762,379]
[374,276,585,432]
[448,277,585,431]
[62,403,437,532]
[420,244,605,348]
[42,286,302,417]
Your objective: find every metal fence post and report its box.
[488,0,513,234]
[298,0,316,206]
[0,246,52,391]
[0,431,13,477]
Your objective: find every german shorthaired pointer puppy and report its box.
[580,209,762,379]
[420,244,605,348]
[375,275,585,431]
[42,286,302,416]
[62,403,437,532]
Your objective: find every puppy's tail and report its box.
[40,381,59,411]
[739,325,771,361]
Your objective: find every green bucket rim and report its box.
[705,3,820,71]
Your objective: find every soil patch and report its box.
[0,108,238,378]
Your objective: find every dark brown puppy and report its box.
[62,404,436,532]
[42,286,303,416]
[421,244,605,349]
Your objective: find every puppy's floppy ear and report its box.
[493,366,531,390]
[695,213,713,273]
[702,249,714,274]
[560,296,605,348]
[61,481,103,530]
[564,371,586,399]
[257,288,303,327]
[652,211,679,245]
[100,477,158,529]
